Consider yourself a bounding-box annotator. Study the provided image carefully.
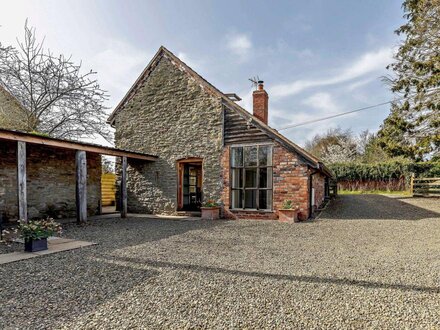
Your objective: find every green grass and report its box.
[339,190,411,196]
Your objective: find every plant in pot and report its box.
[200,199,221,220]
[278,200,299,223]
[17,218,62,252]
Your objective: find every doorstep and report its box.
[0,238,97,265]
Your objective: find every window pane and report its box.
[245,168,257,188]
[231,189,243,208]
[244,146,257,167]
[245,190,257,209]
[231,147,243,167]
[258,145,267,166]
[259,145,272,166]
[231,169,243,188]
[259,168,272,188]
[259,190,273,210]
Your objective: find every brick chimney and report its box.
[253,80,269,124]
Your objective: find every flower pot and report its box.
[24,238,48,252]
[278,209,299,223]
[201,207,220,220]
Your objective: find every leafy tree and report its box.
[360,131,394,163]
[379,0,440,160]
[0,21,111,141]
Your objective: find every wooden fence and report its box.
[101,173,116,206]
[337,178,406,191]
[410,175,440,197]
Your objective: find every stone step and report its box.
[176,211,201,217]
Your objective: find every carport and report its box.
[0,128,157,223]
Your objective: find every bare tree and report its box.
[305,127,358,163]
[0,21,111,141]
[319,138,358,164]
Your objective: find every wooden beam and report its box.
[0,129,157,161]
[76,151,87,223]
[17,141,27,222]
[121,156,127,218]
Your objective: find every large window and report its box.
[230,145,273,210]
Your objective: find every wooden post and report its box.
[410,173,415,197]
[76,151,87,223]
[17,141,27,222]
[121,156,127,218]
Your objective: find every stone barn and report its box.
[108,46,332,220]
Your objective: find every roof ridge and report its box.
[107,46,329,173]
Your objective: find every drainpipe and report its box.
[308,169,319,219]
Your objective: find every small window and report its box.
[230,145,273,210]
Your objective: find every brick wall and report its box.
[273,144,311,220]
[222,142,313,221]
[0,141,101,221]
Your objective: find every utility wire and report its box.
[277,101,393,131]
[276,88,439,131]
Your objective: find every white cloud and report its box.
[345,77,376,91]
[177,52,194,68]
[302,92,339,113]
[269,47,393,98]
[88,39,150,108]
[226,33,252,60]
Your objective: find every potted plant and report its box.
[17,218,62,252]
[200,199,221,220]
[278,200,299,223]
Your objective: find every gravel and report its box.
[0,195,439,329]
[0,241,22,254]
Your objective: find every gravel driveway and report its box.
[1,195,439,329]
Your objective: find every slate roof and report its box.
[107,46,332,177]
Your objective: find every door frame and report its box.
[176,158,203,211]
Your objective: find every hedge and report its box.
[329,161,440,181]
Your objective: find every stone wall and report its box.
[0,140,101,221]
[0,86,29,131]
[113,55,224,214]
[222,142,313,221]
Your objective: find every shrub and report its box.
[17,218,62,240]
[203,199,218,207]
[329,161,440,181]
[281,200,295,209]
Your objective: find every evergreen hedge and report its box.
[329,161,440,181]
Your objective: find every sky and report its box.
[0,0,405,147]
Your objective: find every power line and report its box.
[276,88,439,131]
[277,101,393,131]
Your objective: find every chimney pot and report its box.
[253,80,269,124]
